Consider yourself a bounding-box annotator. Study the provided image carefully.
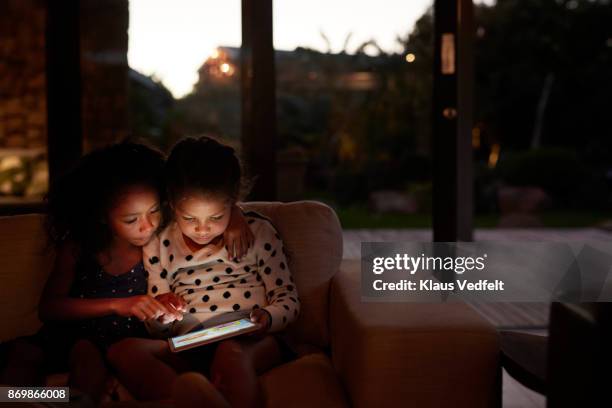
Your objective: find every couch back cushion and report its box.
[0,214,53,342]
[0,202,343,347]
[241,201,343,348]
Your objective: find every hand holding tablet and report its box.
[248,308,271,335]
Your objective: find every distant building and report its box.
[194,46,386,93]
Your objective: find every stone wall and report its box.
[0,0,130,198]
[0,0,47,150]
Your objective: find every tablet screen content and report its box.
[168,318,259,352]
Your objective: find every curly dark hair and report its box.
[45,141,166,255]
[165,136,250,205]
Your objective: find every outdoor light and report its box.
[220,63,231,73]
[488,144,500,169]
[405,53,416,63]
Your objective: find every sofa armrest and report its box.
[330,260,500,408]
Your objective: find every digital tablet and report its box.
[168,318,261,352]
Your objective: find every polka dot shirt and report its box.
[143,211,300,336]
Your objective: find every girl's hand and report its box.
[112,295,172,322]
[224,205,255,261]
[249,308,271,337]
[155,293,187,323]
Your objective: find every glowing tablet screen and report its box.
[169,318,257,350]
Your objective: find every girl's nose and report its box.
[140,216,154,233]
[195,223,210,233]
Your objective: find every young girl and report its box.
[108,136,300,407]
[0,141,253,402]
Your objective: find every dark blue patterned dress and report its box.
[66,255,149,349]
[27,255,150,373]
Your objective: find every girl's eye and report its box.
[150,207,160,214]
[124,218,137,224]
[210,216,223,221]
[183,217,194,222]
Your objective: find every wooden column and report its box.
[46,0,83,183]
[241,0,277,200]
[432,0,474,242]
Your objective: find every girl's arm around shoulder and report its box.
[224,203,255,261]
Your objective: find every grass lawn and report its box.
[334,206,612,229]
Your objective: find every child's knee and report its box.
[210,340,261,404]
[107,338,144,365]
[211,340,251,376]
[215,340,246,361]
[107,338,166,365]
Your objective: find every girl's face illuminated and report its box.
[173,193,232,246]
[108,186,161,247]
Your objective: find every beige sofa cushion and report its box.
[0,214,53,342]
[241,201,343,348]
[331,260,500,408]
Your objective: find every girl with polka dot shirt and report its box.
[108,136,300,407]
[143,208,297,337]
